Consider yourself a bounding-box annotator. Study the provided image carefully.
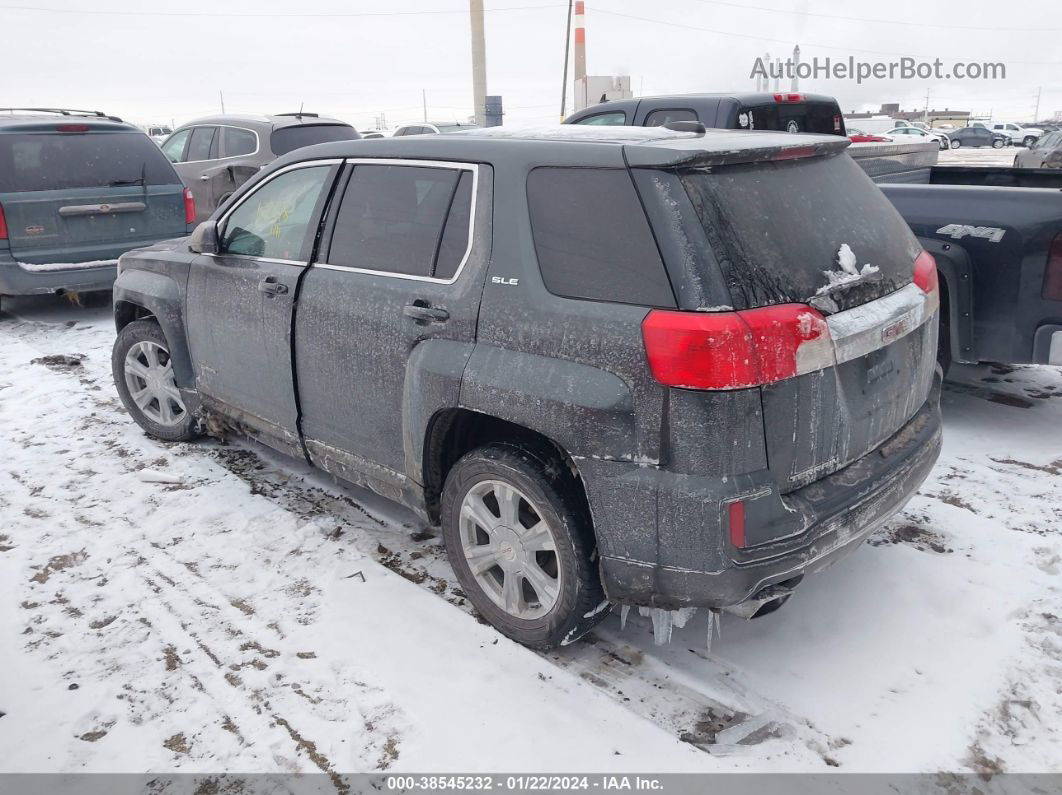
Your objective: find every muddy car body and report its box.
[111,127,943,648]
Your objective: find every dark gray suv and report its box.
[161,112,359,221]
[111,127,943,648]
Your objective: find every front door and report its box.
[185,160,339,458]
[295,160,486,492]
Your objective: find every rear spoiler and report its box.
[624,136,850,169]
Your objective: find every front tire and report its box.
[112,320,197,442]
[441,443,607,649]
[992,139,1004,149]
[1023,136,1037,149]
[950,139,961,149]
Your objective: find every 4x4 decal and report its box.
[936,224,1006,243]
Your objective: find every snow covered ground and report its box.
[1,293,1060,777]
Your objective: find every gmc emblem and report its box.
[881,317,910,344]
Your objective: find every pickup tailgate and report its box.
[677,153,938,490]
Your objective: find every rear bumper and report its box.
[595,372,943,609]
[0,255,117,296]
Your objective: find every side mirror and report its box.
[189,221,219,255]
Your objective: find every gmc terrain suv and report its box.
[111,127,943,648]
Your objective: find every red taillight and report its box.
[913,251,939,295]
[641,304,834,390]
[1043,234,1062,301]
[0,202,7,240]
[56,123,90,132]
[728,501,746,548]
[773,93,806,103]
[183,187,196,225]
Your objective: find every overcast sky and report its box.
[3,0,1060,130]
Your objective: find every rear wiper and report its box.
[110,162,147,187]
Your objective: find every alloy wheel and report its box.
[123,341,187,427]
[458,479,561,620]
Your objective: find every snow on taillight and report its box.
[1042,233,1062,301]
[641,304,835,391]
[183,187,196,225]
[912,250,940,312]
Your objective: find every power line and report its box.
[590,7,1061,66]
[689,0,1061,33]
[0,2,563,18]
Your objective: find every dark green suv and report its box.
[0,108,193,310]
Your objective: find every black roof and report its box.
[271,125,849,172]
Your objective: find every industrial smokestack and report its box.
[791,45,801,92]
[470,0,487,126]
[574,0,586,108]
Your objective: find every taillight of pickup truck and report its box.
[1042,233,1062,301]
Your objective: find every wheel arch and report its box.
[422,408,592,530]
[113,268,195,388]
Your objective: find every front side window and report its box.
[186,126,217,162]
[220,165,331,260]
[327,164,473,278]
[161,129,191,163]
[574,111,627,126]
[223,127,258,158]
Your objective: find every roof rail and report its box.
[0,107,124,122]
[276,111,319,118]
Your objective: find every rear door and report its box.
[295,159,485,484]
[0,128,186,264]
[659,153,937,491]
[173,125,221,221]
[185,160,339,457]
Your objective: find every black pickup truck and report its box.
[879,166,1062,370]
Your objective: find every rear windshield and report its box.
[0,131,179,192]
[735,102,844,136]
[679,154,921,311]
[270,124,358,155]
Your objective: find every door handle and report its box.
[403,303,449,323]
[258,277,289,296]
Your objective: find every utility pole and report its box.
[219,90,225,114]
[560,0,573,121]
[422,89,427,123]
[469,0,487,126]
[1034,86,1042,122]
[924,91,930,124]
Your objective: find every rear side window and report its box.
[679,155,920,311]
[644,109,697,127]
[526,168,676,308]
[327,164,473,279]
[0,131,179,192]
[270,124,358,155]
[573,111,627,126]
[224,127,258,157]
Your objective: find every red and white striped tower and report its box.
[574,1,587,109]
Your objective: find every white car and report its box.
[885,126,950,151]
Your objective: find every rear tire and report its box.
[112,320,198,442]
[441,443,607,649]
